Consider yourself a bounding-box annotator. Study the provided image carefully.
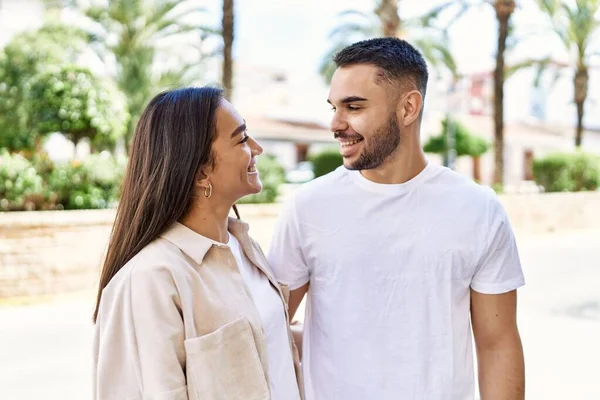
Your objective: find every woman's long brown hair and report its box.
[93,87,223,322]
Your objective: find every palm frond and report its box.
[416,0,478,30]
[504,57,552,81]
[412,37,458,79]
[319,41,355,84]
[328,21,379,40]
[337,9,374,21]
[156,64,198,89]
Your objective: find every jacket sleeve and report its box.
[93,262,188,400]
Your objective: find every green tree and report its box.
[424,118,489,157]
[536,0,600,147]
[0,24,88,152]
[26,65,128,151]
[424,117,489,179]
[65,0,217,147]
[319,0,458,84]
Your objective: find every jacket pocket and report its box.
[184,317,269,400]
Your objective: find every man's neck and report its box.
[360,145,427,185]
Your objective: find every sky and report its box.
[0,0,577,81]
[199,0,566,78]
[2,0,598,129]
[190,0,585,126]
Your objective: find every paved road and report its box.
[515,230,600,399]
[1,230,599,399]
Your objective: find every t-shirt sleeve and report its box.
[471,192,526,294]
[267,195,310,290]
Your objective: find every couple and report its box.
[93,38,525,400]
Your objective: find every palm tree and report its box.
[222,0,234,100]
[64,0,216,148]
[377,0,402,37]
[423,0,522,184]
[319,0,458,84]
[536,0,600,147]
[492,0,516,184]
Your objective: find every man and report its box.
[268,38,525,400]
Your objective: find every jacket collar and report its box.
[159,217,250,265]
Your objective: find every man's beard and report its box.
[345,114,401,171]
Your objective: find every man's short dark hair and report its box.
[333,37,429,97]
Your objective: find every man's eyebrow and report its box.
[327,96,368,105]
[230,122,247,138]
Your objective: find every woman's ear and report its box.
[195,167,211,192]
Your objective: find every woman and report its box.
[92,87,303,400]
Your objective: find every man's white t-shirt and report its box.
[228,234,300,400]
[267,163,525,400]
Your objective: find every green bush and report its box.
[238,154,285,204]
[47,154,124,209]
[533,152,600,192]
[0,150,45,211]
[309,148,343,178]
[0,150,125,211]
[1,150,287,210]
[491,183,504,194]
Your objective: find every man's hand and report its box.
[471,289,525,399]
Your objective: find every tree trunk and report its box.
[574,67,588,147]
[295,143,310,163]
[472,155,481,182]
[73,137,81,160]
[523,148,534,181]
[492,0,515,185]
[575,101,584,147]
[221,0,234,101]
[376,0,401,37]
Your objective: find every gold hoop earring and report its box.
[204,183,213,198]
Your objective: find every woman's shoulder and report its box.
[104,237,193,295]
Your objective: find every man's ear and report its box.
[397,89,423,127]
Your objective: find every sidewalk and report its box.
[1,230,599,399]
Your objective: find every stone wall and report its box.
[1,192,599,298]
[501,191,600,234]
[0,210,114,298]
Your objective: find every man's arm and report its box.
[288,283,309,321]
[471,289,525,400]
[288,283,309,359]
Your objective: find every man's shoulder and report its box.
[430,165,496,200]
[424,166,502,221]
[292,166,350,204]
